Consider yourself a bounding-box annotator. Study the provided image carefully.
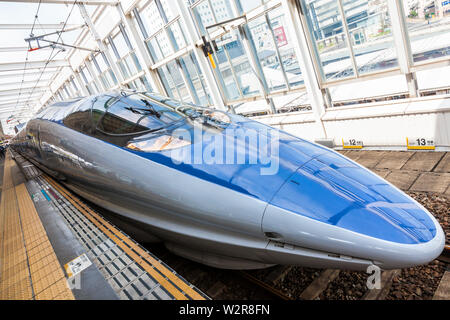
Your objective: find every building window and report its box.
[107,26,142,81]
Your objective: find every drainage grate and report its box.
[33,176,201,300]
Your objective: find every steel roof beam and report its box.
[0,109,34,115]
[0,70,56,79]
[0,100,39,108]
[0,107,31,113]
[0,101,40,108]
[0,95,45,103]
[0,23,84,30]
[0,91,43,99]
[0,92,42,100]
[0,0,118,5]
[1,107,33,111]
[0,97,38,107]
[0,46,53,52]
[0,60,70,72]
[0,86,47,93]
[0,80,50,87]
[0,89,45,103]
[0,87,47,97]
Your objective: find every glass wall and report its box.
[179,53,211,105]
[246,6,304,92]
[91,52,117,89]
[79,64,99,95]
[107,25,143,81]
[402,0,450,63]
[158,60,192,102]
[134,0,212,106]
[300,0,398,81]
[62,83,72,99]
[236,0,271,13]
[344,0,398,75]
[43,0,450,115]
[190,0,262,101]
[69,76,81,97]
[214,29,261,100]
[126,75,153,92]
[301,0,355,80]
[137,0,187,63]
[189,0,305,105]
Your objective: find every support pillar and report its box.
[116,3,165,94]
[387,0,419,97]
[280,0,327,137]
[73,70,90,96]
[85,59,104,92]
[174,0,227,110]
[78,3,125,87]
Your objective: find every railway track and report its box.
[96,205,450,301]
[235,271,293,300]
[206,244,450,300]
[29,186,450,300]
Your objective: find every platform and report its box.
[433,269,450,300]
[339,150,450,197]
[0,151,208,300]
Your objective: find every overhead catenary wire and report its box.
[19,0,78,118]
[13,0,43,118]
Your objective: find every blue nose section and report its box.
[270,151,437,244]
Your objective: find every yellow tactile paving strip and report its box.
[44,175,206,300]
[0,154,74,300]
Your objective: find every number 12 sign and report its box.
[342,138,363,149]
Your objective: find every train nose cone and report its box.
[263,151,445,268]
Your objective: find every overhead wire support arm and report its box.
[30,38,100,53]
[24,24,93,52]
[27,24,85,39]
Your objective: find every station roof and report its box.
[0,0,115,135]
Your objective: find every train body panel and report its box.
[11,92,445,270]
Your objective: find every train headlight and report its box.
[126,135,191,152]
[205,111,230,124]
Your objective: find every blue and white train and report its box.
[11,91,445,270]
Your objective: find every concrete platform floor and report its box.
[338,150,450,198]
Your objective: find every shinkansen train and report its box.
[11,91,445,270]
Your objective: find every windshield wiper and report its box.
[125,106,161,118]
[140,99,162,118]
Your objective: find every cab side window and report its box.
[63,96,110,135]
[63,99,94,135]
[97,100,160,135]
[63,111,93,135]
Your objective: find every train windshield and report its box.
[94,92,231,136]
[64,91,231,152]
[95,94,185,136]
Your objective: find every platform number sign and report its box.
[342,138,363,149]
[406,137,435,150]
